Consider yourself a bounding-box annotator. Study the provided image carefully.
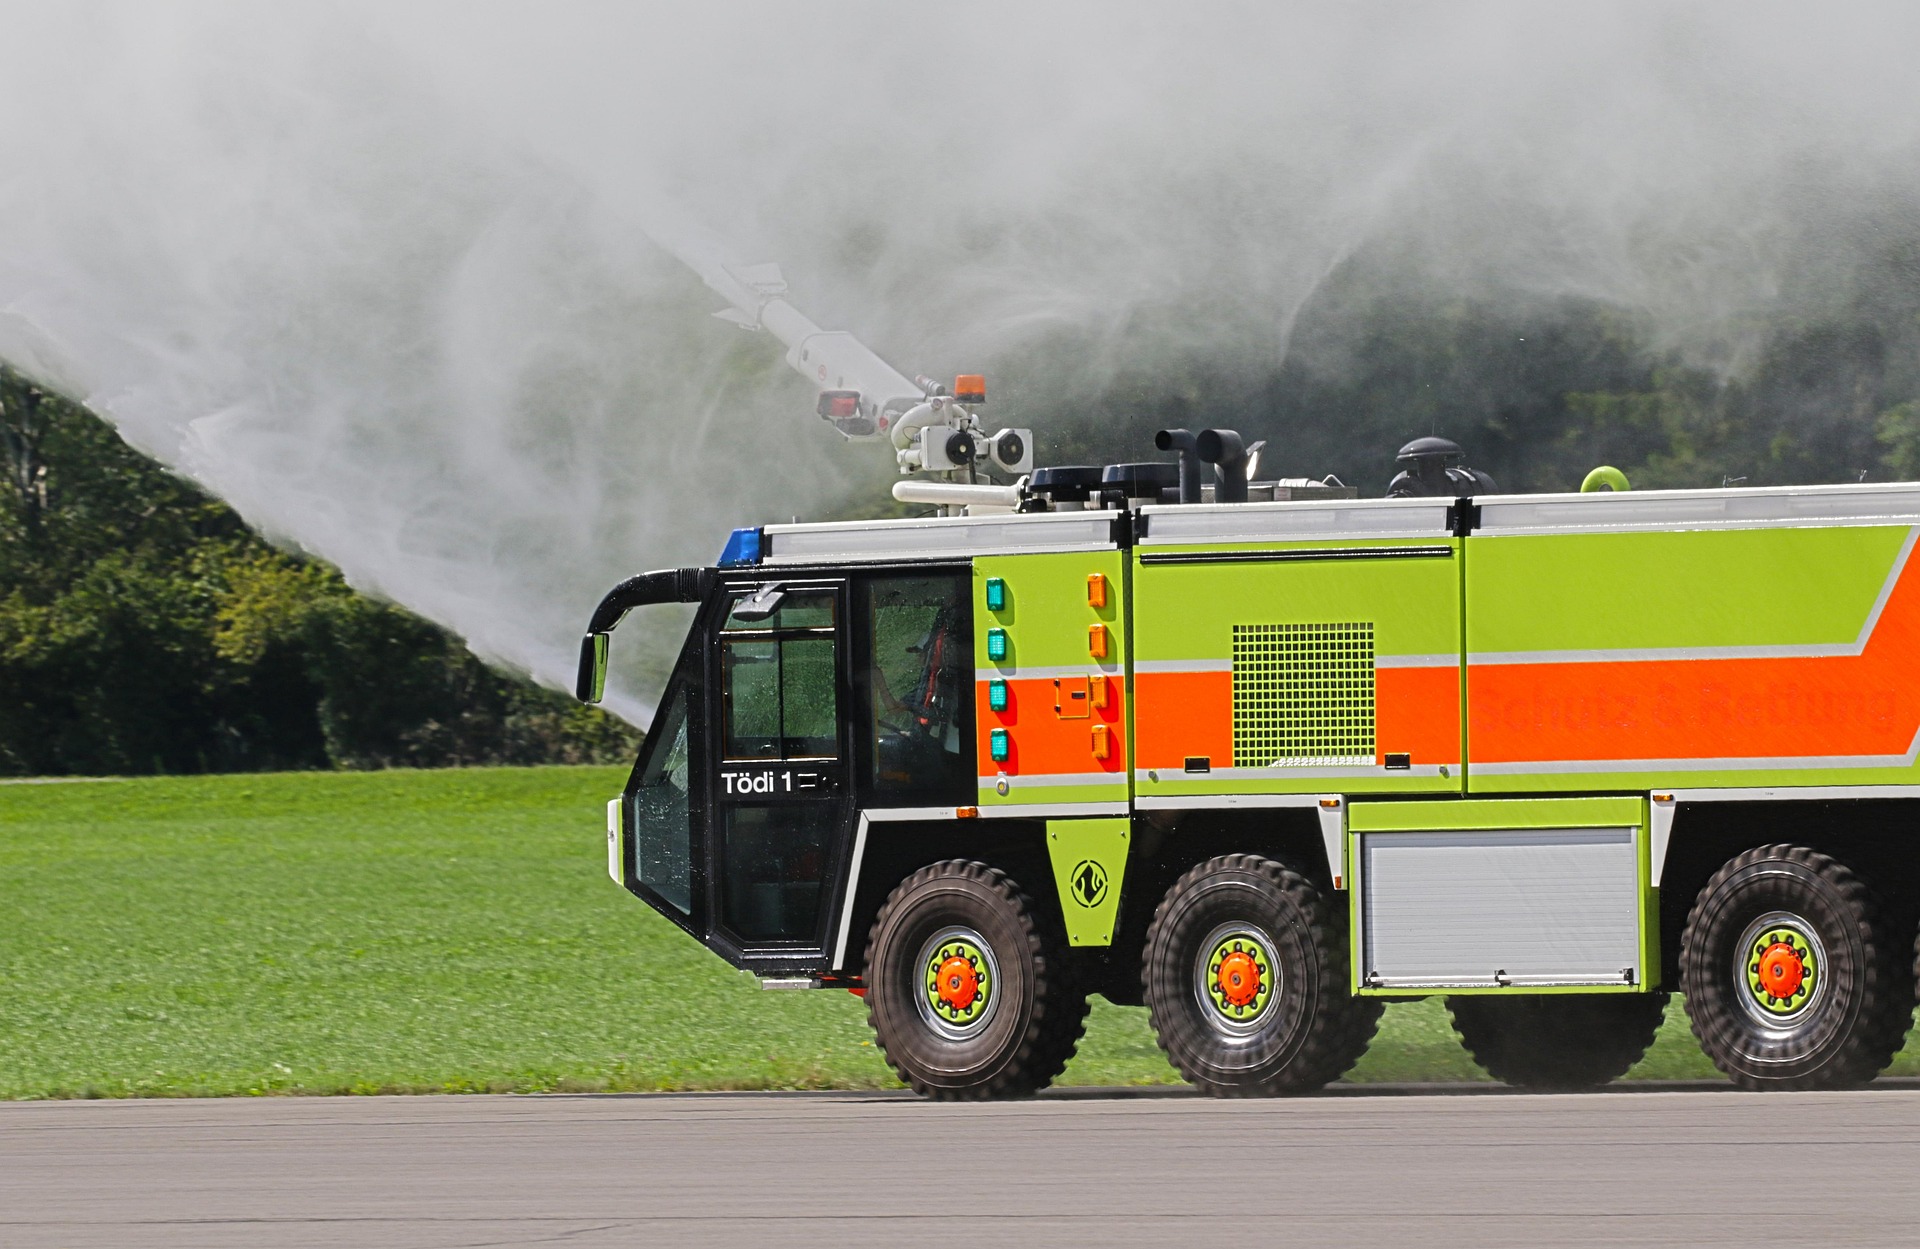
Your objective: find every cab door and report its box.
[705,581,855,968]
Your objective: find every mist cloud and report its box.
[1,3,1916,714]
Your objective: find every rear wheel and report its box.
[1447,993,1669,1090]
[865,860,1080,1099]
[1680,845,1908,1090]
[1142,854,1371,1096]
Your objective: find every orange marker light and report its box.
[954,374,986,404]
[1086,572,1108,609]
[1091,724,1112,760]
[1090,674,1110,710]
[1088,623,1110,659]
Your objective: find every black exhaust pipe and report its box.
[1195,428,1249,503]
[1153,428,1206,504]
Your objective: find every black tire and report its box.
[864,860,1077,1100]
[1447,992,1669,1090]
[1680,844,1907,1090]
[1142,854,1370,1096]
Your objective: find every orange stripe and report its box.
[1470,549,1920,764]
[1376,666,1463,766]
[976,678,1126,777]
[1133,671,1234,768]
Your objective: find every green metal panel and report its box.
[1464,522,1920,792]
[1131,536,1465,797]
[1348,796,1646,832]
[975,551,1130,809]
[1133,538,1463,661]
[1046,818,1130,946]
[1466,526,1904,654]
[974,550,1127,670]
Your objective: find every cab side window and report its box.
[856,574,973,804]
[720,590,838,760]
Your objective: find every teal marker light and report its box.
[987,627,1009,662]
[990,728,1010,762]
[988,679,1009,712]
[985,577,1007,612]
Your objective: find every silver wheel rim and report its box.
[914,925,1001,1041]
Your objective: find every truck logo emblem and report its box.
[1069,860,1108,908]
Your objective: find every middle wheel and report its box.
[1143,853,1374,1096]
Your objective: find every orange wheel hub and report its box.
[1756,941,1806,999]
[936,955,980,1012]
[1216,949,1262,1008]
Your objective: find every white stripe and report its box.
[1133,658,1230,674]
[1473,724,1920,776]
[1374,653,1459,669]
[975,801,1131,818]
[978,662,1122,680]
[831,813,872,970]
[1135,793,1325,810]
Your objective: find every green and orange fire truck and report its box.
[579,423,1920,1098]
[574,249,1920,1098]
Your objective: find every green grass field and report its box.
[4,765,1914,1099]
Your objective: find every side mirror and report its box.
[576,633,609,703]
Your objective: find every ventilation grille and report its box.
[1232,623,1376,766]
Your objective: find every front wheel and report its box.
[864,860,1082,1100]
[1448,993,1669,1090]
[1680,844,1909,1090]
[1142,854,1375,1096]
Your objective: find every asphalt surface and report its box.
[4,1084,1920,1248]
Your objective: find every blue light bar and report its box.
[717,527,763,568]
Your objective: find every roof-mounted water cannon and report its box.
[890,374,1032,481]
[642,212,1030,500]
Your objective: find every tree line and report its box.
[0,370,636,776]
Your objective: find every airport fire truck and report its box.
[576,246,1920,1098]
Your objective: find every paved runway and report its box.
[4,1084,1920,1247]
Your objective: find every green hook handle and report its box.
[1580,465,1630,493]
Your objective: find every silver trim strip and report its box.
[1374,653,1459,669]
[976,801,1131,818]
[831,812,872,970]
[1134,658,1231,675]
[978,662,1123,680]
[1134,793,1324,809]
[1367,975,1638,990]
[1317,796,1346,889]
[1475,483,1920,535]
[1663,784,1920,801]
[1469,527,1918,667]
[1650,794,1675,889]
[763,510,1115,564]
[1138,497,1454,546]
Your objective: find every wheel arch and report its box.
[1657,798,1920,990]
